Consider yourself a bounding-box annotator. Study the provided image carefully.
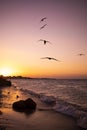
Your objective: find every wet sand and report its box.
[0,86,84,130]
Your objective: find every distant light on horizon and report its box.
[0,0,87,79]
[0,67,14,76]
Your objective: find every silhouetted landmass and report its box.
[2,75,86,80]
[0,75,11,87]
[6,76,32,79]
[3,75,53,80]
[6,75,54,79]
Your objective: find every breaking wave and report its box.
[20,88,87,129]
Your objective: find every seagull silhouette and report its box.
[41,57,61,61]
[78,53,85,56]
[38,39,52,45]
[40,24,47,30]
[40,17,47,22]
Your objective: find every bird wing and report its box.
[46,41,52,44]
[40,26,44,30]
[41,57,54,60]
[40,17,47,22]
[51,58,58,61]
[41,57,61,61]
[51,58,61,61]
[40,24,47,30]
[41,57,52,59]
[41,57,48,59]
[38,39,44,42]
[78,54,85,56]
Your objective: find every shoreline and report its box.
[0,108,84,130]
[0,86,85,130]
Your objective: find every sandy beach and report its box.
[0,86,84,130]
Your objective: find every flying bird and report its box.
[40,17,47,22]
[40,24,47,30]
[78,53,85,56]
[41,57,61,61]
[38,39,52,45]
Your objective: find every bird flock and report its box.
[38,17,85,62]
[38,17,60,61]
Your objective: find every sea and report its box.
[12,78,87,129]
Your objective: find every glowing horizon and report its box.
[0,0,87,79]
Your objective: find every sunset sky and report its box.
[0,0,87,78]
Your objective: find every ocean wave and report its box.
[20,88,87,129]
[53,99,87,129]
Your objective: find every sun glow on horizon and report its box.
[0,67,13,76]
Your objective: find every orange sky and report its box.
[0,0,87,79]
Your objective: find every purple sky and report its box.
[0,0,87,78]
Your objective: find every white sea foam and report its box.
[53,99,87,129]
[40,94,56,104]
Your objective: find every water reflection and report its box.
[0,86,37,130]
[0,86,21,108]
[0,86,36,117]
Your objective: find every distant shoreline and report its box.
[2,75,86,80]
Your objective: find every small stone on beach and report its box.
[12,98,37,113]
[0,110,3,115]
